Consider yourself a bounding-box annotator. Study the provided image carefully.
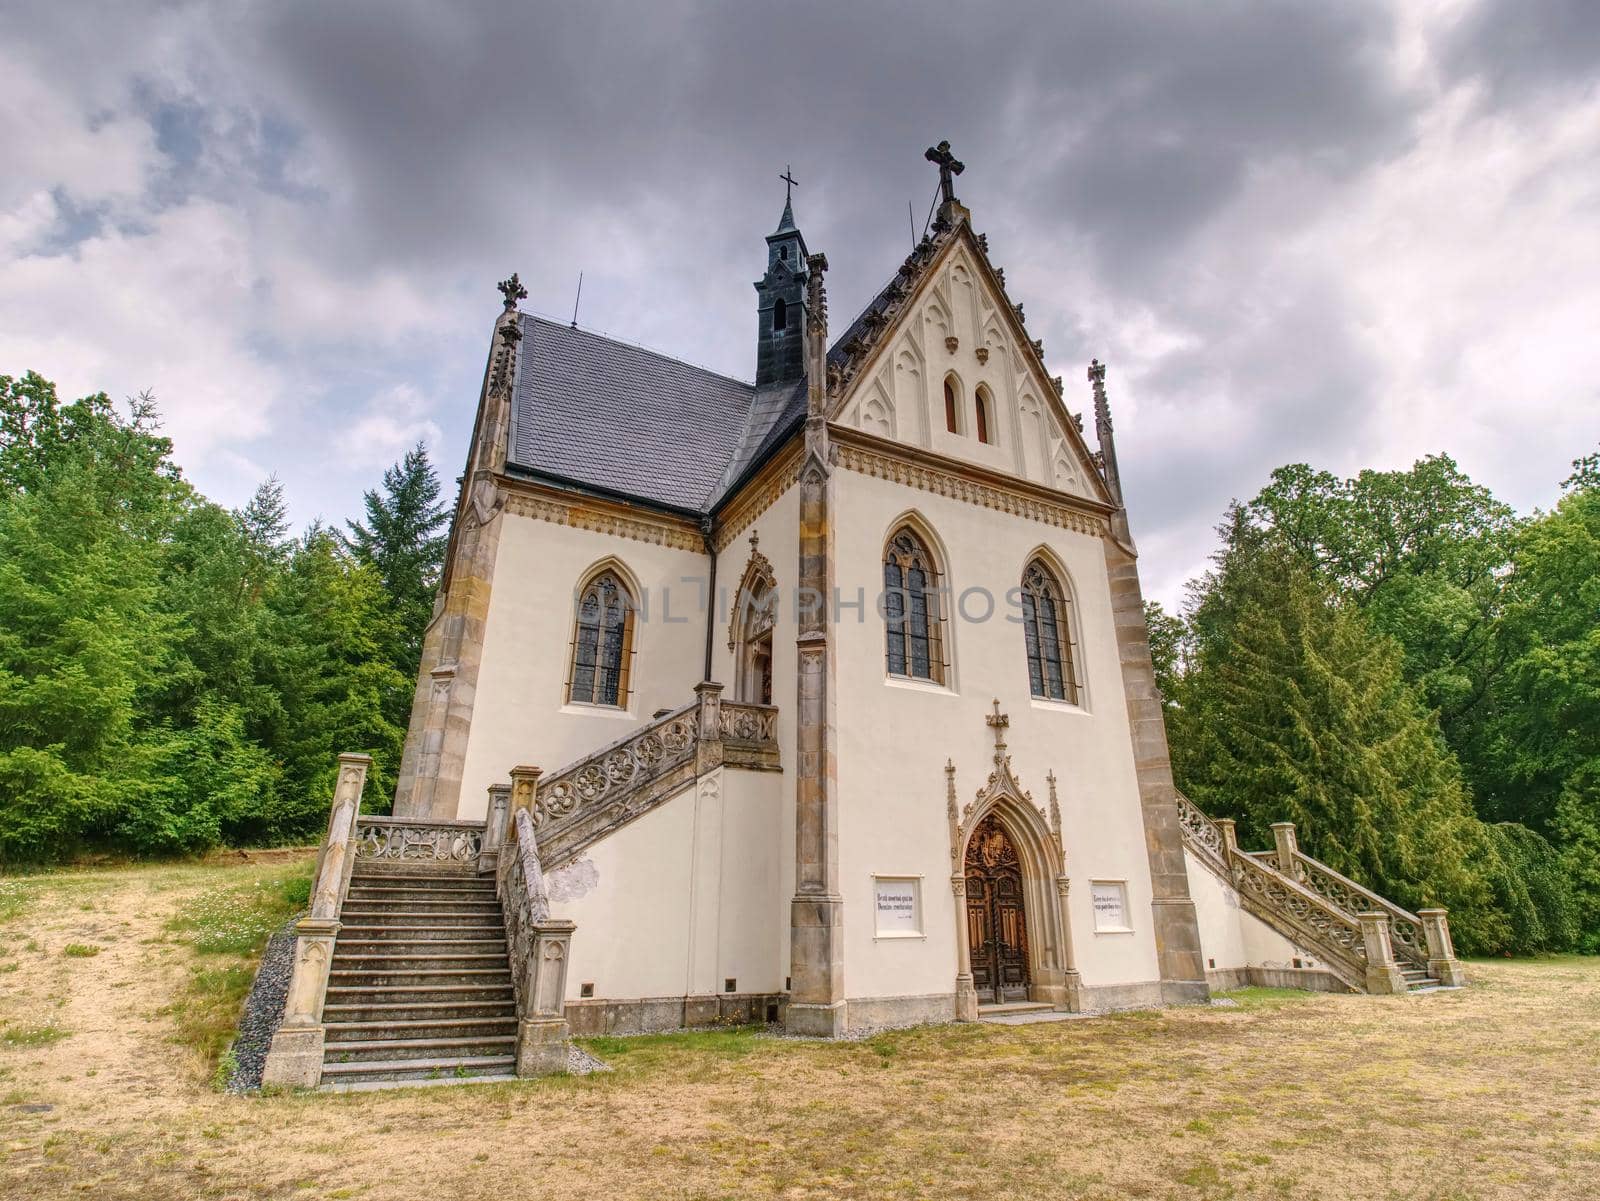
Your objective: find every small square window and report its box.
[724,978,737,993]
[580,982,594,998]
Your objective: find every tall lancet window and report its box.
[1020,559,1079,704]
[944,378,959,433]
[567,569,635,707]
[975,385,994,444]
[773,297,787,330]
[884,527,946,683]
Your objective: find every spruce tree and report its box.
[342,443,448,681]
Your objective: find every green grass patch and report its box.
[1213,987,1313,1011]
[163,859,314,1077]
[578,1024,767,1069]
[61,943,101,958]
[2,1020,70,1048]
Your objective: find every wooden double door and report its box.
[965,814,1031,1004]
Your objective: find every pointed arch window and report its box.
[1020,559,1079,704]
[773,297,788,331]
[944,378,959,434]
[884,527,946,683]
[567,570,635,707]
[975,385,994,444]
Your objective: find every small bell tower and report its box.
[754,168,810,386]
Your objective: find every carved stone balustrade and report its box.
[496,807,573,1076]
[262,752,370,1088]
[720,701,781,771]
[353,815,485,867]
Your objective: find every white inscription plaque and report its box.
[1091,880,1130,931]
[874,876,922,937]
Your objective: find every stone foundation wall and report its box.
[565,992,784,1036]
[1205,966,1350,994]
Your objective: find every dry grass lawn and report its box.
[1,857,1596,1200]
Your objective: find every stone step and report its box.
[325,1016,518,1043]
[338,923,506,941]
[976,1001,1055,1015]
[326,983,516,1006]
[338,909,504,927]
[330,952,512,973]
[324,1000,517,1024]
[334,942,508,963]
[349,868,486,885]
[319,1055,516,1086]
[342,901,503,917]
[328,967,513,989]
[323,1034,517,1063]
[346,885,498,903]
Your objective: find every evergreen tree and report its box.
[1177,538,1504,952]
[342,443,448,683]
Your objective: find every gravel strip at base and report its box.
[567,1045,611,1075]
[225,916,299,1093]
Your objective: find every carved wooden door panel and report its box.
[964,815,1030,1004]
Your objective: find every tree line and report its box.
[0,371,447,862]
[1151,451,1600,955]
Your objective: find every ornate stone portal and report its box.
[946,703,1082,1017]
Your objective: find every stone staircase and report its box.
[1175,792,1465,994]
[319,863,518,1088]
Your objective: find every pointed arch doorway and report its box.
[965,813,1030,1003]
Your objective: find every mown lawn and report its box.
[0,858,1596,1200]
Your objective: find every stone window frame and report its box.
[564,560,639,710]
[882,518,952,687]
[1019,554,1083,707]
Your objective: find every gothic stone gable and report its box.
[831,228,1111,505]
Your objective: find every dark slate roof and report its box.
[509,316,756,514]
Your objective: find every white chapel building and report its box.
[387,142,1462,1039]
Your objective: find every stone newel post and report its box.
[1418,909,1466,987]
[694,681,725,774]
[507,765,542,841]
[516,920,577,1075]
[1358,912,1408,995]
[1215,818,1239,858]
[480,783,511,874]
[262,752,370,1088]
[1270,822,1299,878]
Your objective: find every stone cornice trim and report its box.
[498,477,704,553]
[712,443,802,551]
[829,426,1114,538]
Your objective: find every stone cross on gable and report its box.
[987,698,1009,763]
[497,272,528,311]
[924,140,965,206]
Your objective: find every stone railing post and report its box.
[1215,818,1239,857]
[1418,909,1466,987]
[263,752,369,1088]
[1271,822,1299,878]
[694,680,724,774]
[1358,912,1408,995]
[516,919,577,1076]
[507,765,542,842]
[479,783,511,874]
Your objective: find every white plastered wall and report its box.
[1185,847,1314,973]
[830,466,1163,1007]
[709,485,801,991]
[549,766,786,1003]
[458,511,709,818]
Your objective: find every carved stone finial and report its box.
[805,252,829,334]
[986,699,1010,765]
[497,272,528,311]
[749,529,759,551]
[489,319,523,393]
[1047,770,1062,847]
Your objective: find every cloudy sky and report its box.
[2,0,1596,606]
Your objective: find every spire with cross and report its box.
[925,139,967,230]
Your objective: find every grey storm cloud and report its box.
[2,0,1597,607]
